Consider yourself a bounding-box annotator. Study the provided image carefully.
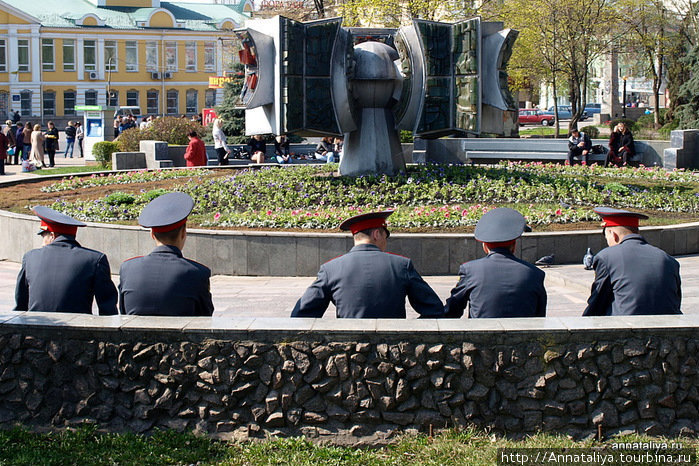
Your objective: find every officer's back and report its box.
[118,192,214,316]
[15,206,117,314]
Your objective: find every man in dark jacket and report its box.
[14,206,118,314]
[444,208,547,318]
[119,192,214,316]
[64,121,77,158]
[583,207,681,316]
[291,210,445,318]
[567,128,592,165]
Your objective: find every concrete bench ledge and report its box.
[2,311,698,335]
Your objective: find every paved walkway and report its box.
[1,256,697,317]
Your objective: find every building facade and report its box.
[0,0,251,124]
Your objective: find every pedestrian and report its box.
[583,207,682,316]
[2,120,16,164]
[44,121,59,167]
[113,115,122,138]
[12,110,20,124]
[14,206,118,314]
[183,130,207,167]
[118,192,214,316]
[76,122,84,157]
[248,134,266,164]
[29,124,45,169]
[444,208,546,318]
[0,127,7,175]
[14,121,24,162]
[22,122,32,161]
[64,121,76,158]
[566,128,591,165]
[274,134,291,164]
[212,118,230,165]
[291,210,446,318]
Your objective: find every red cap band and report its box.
[151,218,187,233]
[601,215,639,228]
[40,220,78,236]
[349,217,388,235]
[483,240,516,249]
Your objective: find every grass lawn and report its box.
[0,426,696,465]
[31,166,106,176]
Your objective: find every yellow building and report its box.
[0,0,251,123]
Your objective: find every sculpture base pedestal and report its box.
[340,108,406,177]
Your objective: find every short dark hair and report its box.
[188,130,198,138]
[353,226,389,239]
[153,224,185,244]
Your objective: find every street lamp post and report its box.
[622,75,627,119]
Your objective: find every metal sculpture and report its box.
[236,17,518,176]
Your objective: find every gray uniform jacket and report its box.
[445,248,547,318]
[14,235,117,314]
[583,234,681,316]
[291,243,444,318]
[119,245,214,316]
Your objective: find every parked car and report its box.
[544,105,588,120]
[584,103,601,115]
[518,108,555,126]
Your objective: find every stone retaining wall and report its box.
[0,313,697,443]
[1,208,698,276]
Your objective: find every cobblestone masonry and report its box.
[0,315,697,443]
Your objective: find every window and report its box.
[63,39,75,71]
[64,91,76,115]
[147,90,159,114]
[125,41,138,72]
[41,39,54,71]
[108,90,118,107]
[205,89,216,108]
[165,41,177,72]
[166,89,178,114]
[104,40,117,71]
[146,41,158,72]
[185,42,197,71]
[0,39,7,72]
[43,91,55,116]
[186,89,197,113]
[204,42,215,72]
[84,40,96,72]
[18,39,29,72]
[126,90,139,107]
[0,92,7,121]
[20,90,31,116]
[85,90,98,106]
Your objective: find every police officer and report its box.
[444,208,546,318]
[291,210,445,318]
[14,206,118,314]
[119,192,214,316]
[583,207,681,316]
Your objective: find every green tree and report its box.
[674,43,699,128]
[215,64,248,144]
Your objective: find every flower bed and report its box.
[42,163,699,231]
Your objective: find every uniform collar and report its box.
[49,235,80,247]
[350,243,382,252]
[619,233,646,244]
[152,244,183,257]
[486,247,515,258]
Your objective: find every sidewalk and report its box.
[3,144,87,181]
[1,256,697,317]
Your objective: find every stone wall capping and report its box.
[247,317,316,333]
[496,316,569,331]
[310,318,378,333]
[182,316,257,333]
[437,318,505,332]
[59,314,135,329]
[375,319,439,332]
[620,314,699,329]
[119,316,195,331]
[4,311,82,328]
[0,310,23,324]
[562,316,634,330]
